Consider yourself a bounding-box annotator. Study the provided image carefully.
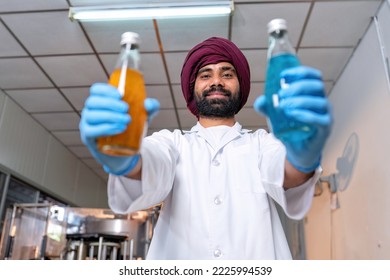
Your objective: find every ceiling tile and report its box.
[177,108,197,130]
[53,130,83,146]
[2,11,93,55]
[148,109,179,130]
[5,88,73,113]
[98,54,119,78]
[68,145,92,158]
[236,107,268,128]
[36,55,108,87]
[61,87,90,111]
[298,47,354,81]
[0,58,52,89]
[171,84,188,109]
[92,168,109,181]
[32,112,80,131]
[146,85,175,109]
[157,16,229,51]
[131,53,167,84]
[301,1,382,47]
[165,52,188,84]
[99,53,166,84]
[232,2,311,49]
[247,82,264,108]
[82,20,159,52]
[0,23,27,56]
[0,0,68,12]
[69,0,139,6]
[82,158,101,169]
[242,49,268,82]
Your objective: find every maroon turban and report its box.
[181,37,251,117]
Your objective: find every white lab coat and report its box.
[107,122,320,259]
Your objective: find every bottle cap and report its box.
[120,32,140,45]
[267,18,287,34]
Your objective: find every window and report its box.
[0,174,68,247]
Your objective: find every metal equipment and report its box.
[0,203,160,260]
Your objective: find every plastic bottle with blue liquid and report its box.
[264,18,313,142]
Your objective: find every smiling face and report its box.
[194,62,241,119]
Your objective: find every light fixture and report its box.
[69,1,234,21]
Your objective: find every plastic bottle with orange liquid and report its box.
[97,32,147,156]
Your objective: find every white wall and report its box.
[0,89,108,208]
[305,1,390,259]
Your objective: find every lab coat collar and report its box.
[189,121,248,134]
[189,121,251,152]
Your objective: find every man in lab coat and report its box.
[79,37,332,259]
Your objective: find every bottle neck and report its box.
[268,29,296,58]
[270,29,287,39]
[123,42,139,50]
[117,42,141,70]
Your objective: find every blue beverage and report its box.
[264,53,314,142]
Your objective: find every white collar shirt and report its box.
[108,122,319,259]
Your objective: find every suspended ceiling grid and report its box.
[0,0,383,181]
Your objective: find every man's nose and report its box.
[210,75,224,88]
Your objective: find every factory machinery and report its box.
[0,203,160,260]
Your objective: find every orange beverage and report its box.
[97,68,147,156]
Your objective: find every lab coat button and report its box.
[214,196,222,205]
[212,160,220,166]
[213,249,222,258]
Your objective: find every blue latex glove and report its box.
[79,83,160,175]
[254,66,333,173]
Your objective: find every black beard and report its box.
[195,87,241,118]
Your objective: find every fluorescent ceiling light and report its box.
[69,1,234,21]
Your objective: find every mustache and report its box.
[202,87,232,97]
